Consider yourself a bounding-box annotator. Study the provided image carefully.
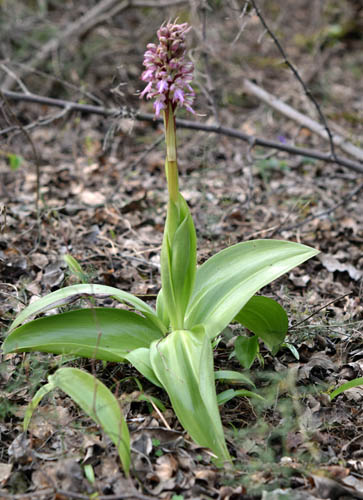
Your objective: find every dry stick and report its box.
[244,79,363,163]
[199,2,220,124]
[248,0,338,162]
[280,181,363,233]
[1,0,125,91]
[290,292,352,330]
[1,0,189,91]
[0,490,155,500]
[2,89,363,175]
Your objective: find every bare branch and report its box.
[1,89,363,174]
[248,0,338,161]
[1,0,189,91]
[244,79,363,162]
[280,181,363,233]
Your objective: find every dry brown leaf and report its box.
[79,190,105,205]
[154,453,178,481]
[320,254,363,281]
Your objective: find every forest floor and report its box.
[0,1,362,499]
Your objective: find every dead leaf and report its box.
[79,190,105,205]
[320,254,363,281]
[289,272,311,287]
[194,468,217,487]
[0,463,12,486]
[154,454,178,481]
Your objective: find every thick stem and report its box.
[163,103,179,203]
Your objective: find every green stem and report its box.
[163,103,179,203]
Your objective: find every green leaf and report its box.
[23,368,130,474]
[63,254,88,283]
[217,388,264,406]
[4,308,163,360]
[8,283,166,334]
[234,335,259,370]
[8,153,23,171]
[156,288,170,328]
[24,382,55,432]
[125,347,162,387]
[214,370,255,387]
[234,296,288,350]
[330,378,363,400]
[185,240,318,338]
[160,194,197,330]
[284,342,299,360]
[150,329,230,463]
[49,368,130,474]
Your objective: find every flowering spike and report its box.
[140,21,195,116]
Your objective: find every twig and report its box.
[0,489,54,499]
[248,0,338,161]
[0,489,155,500]
[1,0,189,91]
[0,64,31,94]
[231,1,250,46]
[289,293,352,330]
[1,89,363,174]
[199,1,220,124]
[280,181,363,233]
[244,79,363,162]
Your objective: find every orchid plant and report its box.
[3,21,319,472]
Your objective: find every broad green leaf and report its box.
[125,347,162,387]
[217,388,264,406]
[8,283,166,334]
[150,329,230,463]
[234,335,259,370]
[330,378,363,400]
[234,296,288,349]
[160,194,197,330]
[185,240,318,338]
[4,308,163,360]
[214,370,255,388]
[49,368,130,474]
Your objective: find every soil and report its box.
[0,1,362,499]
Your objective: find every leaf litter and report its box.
[0,1,363,498]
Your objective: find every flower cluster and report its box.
[140,21,195,117]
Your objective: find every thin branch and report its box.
[1,89,363,174]
[290,293,352,330]
[0,489,155,500]
[279,181,363,233]
[0,64,31,94]
[244,79,363,162]
[248,0,338,161]
[1,0,189,91]
[200,1,220,124]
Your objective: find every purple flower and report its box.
[140,21,195,117]
[173,88,184,104]
[157,79,169,93]
[154,98,166,117]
